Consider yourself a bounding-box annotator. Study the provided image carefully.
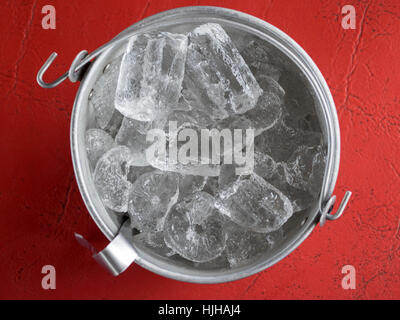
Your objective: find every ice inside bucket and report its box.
[71,8,335,283]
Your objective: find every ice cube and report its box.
[218,151,314,213]
[309,147,326,195]
[89,56,122,130]
[253,152,317,213]
[184,23,262,121]
[128,171,179,232]
[284,145,326,194]
[284,99,321,133]
[153,160,221,177]
[257,75,285,99]
[166,104,214,133]
[244,92,283,135]
[215,114,254,132]
[178,174,207,200]
[115,117,165,166]
[215,174,293,233]
[147,127,221,176]
[202,176,219,196]
[251,76,285,133]
[132,231,175,257]
[127,165,155,184]
[214,85,283,139]
[225,221,283,267]
[268,162,315,213]
[149,155,221,176]
[218,152,277,189]
[218,164,238,189]
[240,39,283,81]
[164,192,226,262]
[85,128,116,169]
[254,119,322,162]
[207,115,255,160]
[115,32,188,121]
[94,146,132,212]
[253,152,277,179]
[102,110,124,138]
[275,181,315,212]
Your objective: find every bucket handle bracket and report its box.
[74,220,137,276]
[36,50,90,89]
[319,191,352,227]
[36,31,137,89]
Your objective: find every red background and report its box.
[0,0,399,300]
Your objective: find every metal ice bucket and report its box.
[37,6,351,283]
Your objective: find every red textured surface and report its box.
[0,0,399,300]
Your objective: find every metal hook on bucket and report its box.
[319,191,352,227]
[36,50,90,88]
[36,31,139,89]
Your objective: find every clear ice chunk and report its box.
[284,145,326,194]
[240,39,283,81]
[256,151,317,212]
[94,146,132,212]
[164,192,226,262]
[245,93,283,136]
[127,165,155,184]
[102,110,124,138]
[128,171,179,232]
[147,126,221,176]
[269,163,316,213]
[132,231,175,257]
[217,152,313,213]
[309,147,326,195]
[254,119,322,162]
[184,23,262,121]
[85,128,116,169]
[218,152,277,189]
[166,103,214,133]
[218,164,238,189]
[215,114,254,132]
[89,56,122,130]
[225,221,283,267]
[115,117,165,167]
[178,174,207,200]
[215,174,293,233]
[115,32,188,121]
[284,98,321,133]
[214,83,283,139]
[202,176,219,196]
[257,75,285,99]
[207,115,255,159]
[148,154,221,176]
[253,152,277,179]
